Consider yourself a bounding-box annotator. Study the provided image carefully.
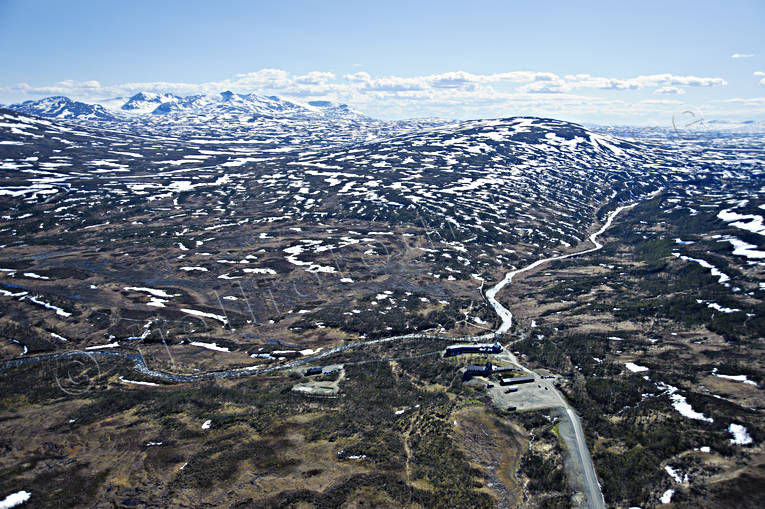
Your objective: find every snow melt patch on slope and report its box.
[696,299,739,314]
[724,237,765,260]
[728,423,753,445]
[660,489,674,504]
[190,341,230,353]
[625,362,649,373]
[717,206,765,236]
[124,287,180,298]
[283,244,336,273]
[180,308,228,325]
[712,369,759,387]
[119,376,159,387]
[23,295,71,317]
[665,465,687,483]
[672,252,730,285]
[86,342,120,350]
[657,382,713,422]
[0,490,30,509]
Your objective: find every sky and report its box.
[0,0,764,124]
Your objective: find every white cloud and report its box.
[2,69,728,103]
[716,97,765,106]
[564,73,726,90]
[731,53,755,59]
[654,86,686,95]
[293,71,336,85]
[641,99,684,105]
[341,70,559,94]
[13,79,104,97]
[704,97,765,118]
[0,68,741,123]
[755,71,765,86]
[517,82,565,94]
[343,72,426,92]
[234,69,292,88]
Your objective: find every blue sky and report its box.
[1,0,763,124]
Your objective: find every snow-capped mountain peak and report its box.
[6,96,116,120]
[121,92,182,114]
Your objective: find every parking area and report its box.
[487,376,562,411]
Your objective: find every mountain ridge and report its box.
[7,96,117,120]
[6,91,370,122]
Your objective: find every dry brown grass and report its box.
[453,406,527,509]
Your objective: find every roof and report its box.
[446,342,502,353]
[465,362,493,373]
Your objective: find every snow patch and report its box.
[728,423,753,445]
[190,341,230,352]
[625,362,649,373]
[657,382,713,422]
[119,376,159,387]
[0,490,31,509]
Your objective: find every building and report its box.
[273,350,302,358]
[445,341,502,357]
[304,367,323,376]
[499,375,535,386]
[463,362,493,379]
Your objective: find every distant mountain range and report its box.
[3,91,370,122]
[5,93,764,139]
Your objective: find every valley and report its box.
[0,93,762,508]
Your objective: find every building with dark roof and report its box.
[445,341,502,357]
[463,362,493,379]
[499,375,535,386]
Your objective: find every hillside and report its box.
[0,100,763,508]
